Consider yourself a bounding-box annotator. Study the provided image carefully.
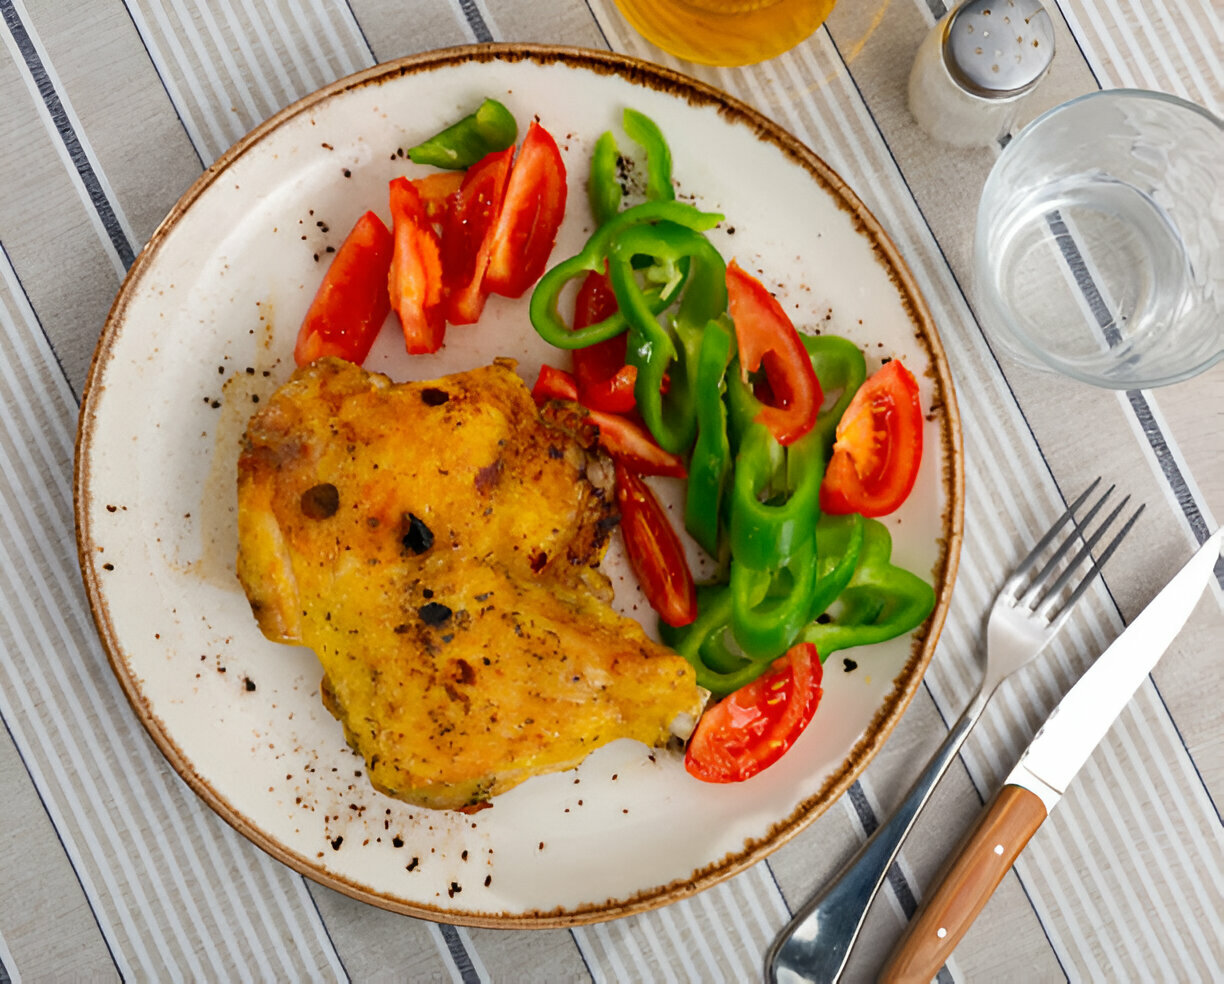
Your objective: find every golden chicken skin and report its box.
[236,357,702,811]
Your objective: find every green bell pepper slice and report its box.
[799,518,935,656]
[685,318,734,558]
[659,584,775,697]
[407,97,518,170]
[606,221,728,455]
[587,108,675,227]
[588,130,622,228]
[529,201,723,351]
[728,420,824,570]
[729,511,864,661]
[803,334,868,453]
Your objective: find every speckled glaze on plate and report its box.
[75,44,963,927]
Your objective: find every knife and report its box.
[879,527,1223,984]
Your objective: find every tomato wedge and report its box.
[685,642,823,783]
[530,365,686,478]
[411,171,464,224]
[614,462,697,628]
[484,120,568,298]
[441,146,514,324]
[820,359,923,518]
[293,210,393,366]
[571,269,638,414]
[388,177,445,354]
[726,260,822,446]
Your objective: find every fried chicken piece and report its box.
[236,357,702,811]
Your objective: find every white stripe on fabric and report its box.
[164,0,249,146]
[673,894,725,982]
[126,0,233,161]
[324,0,375,63]
[0,925,20,984]
[179,0,264,125]
[218,0,296,113]
[256,0,325,93]
[0,6,125,278]
[655,906,702,983]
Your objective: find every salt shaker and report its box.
[908,0,1055,147]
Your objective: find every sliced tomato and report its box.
[440,146,514,324]
[484,120,568,298]
[726,260,822,446]
[293,210,393,366]
[388,177,445,354]
[571,269,638,414]
[820,359,923,518]
[411,171,464,224]
[685,642,823,783]
[531,365,686,478]
[614,462,697,628]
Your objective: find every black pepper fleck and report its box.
[418,602,452,627]
[402,513,434,554]
[843,658,858,672]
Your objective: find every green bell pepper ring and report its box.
[588,131,622,227]
[529,200,723,350]
[802,334,868,453]
[606,221,728,455]
[729,536,819,661]
[659,585,776,697]
[807,512,866,619]
[728,420,824,570]
[407,97,518,170]
[685,318,734,558]
[728,511,864,661]
[799,518,935,656]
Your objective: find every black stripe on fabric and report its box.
[0,704,126,980]
[0,240,78,403]
[567,929,598,982]
[0,0,136,269]
[581,0,613,50]
[118,1,205,170]
[439,924,481,984]
[845,782,920,919]
[925,0,949,21]
[301,884,352,983]
[0,950,10,984]
[1046,210,1224,592]
[458,0,494,43]
[339,0,377,61]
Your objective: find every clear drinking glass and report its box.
[974,89,1224,389]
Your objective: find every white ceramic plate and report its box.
[76,45,963,926]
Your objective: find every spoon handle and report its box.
[766,705,980,984]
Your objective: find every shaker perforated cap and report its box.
[943,0,1055,98]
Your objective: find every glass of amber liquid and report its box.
[613,0,837,66]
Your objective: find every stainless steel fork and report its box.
[766,479,1144,984]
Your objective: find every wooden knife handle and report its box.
[879,784,1048,984]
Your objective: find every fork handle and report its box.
[879,784,1048,984]
[766,705,980,984]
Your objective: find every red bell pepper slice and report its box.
[726,260,822,446]
[571,269,638,414]
[684,642,823,783]
[484,120,568,298]
[388,177,446,354]
[614,462,697,628]
[293,210,393,366]
[441,146,514,324]
[530,365,686,478]
[820,359,923,518]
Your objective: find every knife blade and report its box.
[879,527,1222,984]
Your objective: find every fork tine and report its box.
[1018,483,1116,608]
[1003,477,1103,596]
[1041,501,1145,629]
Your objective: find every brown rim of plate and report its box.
[74,42,964,929]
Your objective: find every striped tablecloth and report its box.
[0,1,1220,981]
